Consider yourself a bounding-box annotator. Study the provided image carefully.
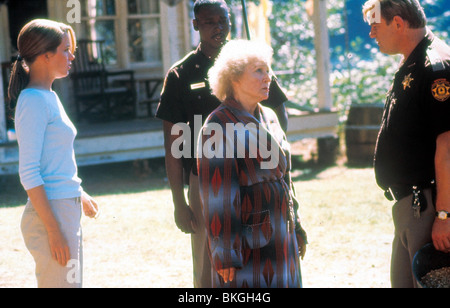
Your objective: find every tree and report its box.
[269,0,448,122]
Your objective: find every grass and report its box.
[293,166,393,287]
[0,155,394,288]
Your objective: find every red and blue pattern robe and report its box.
[197,98,303,288]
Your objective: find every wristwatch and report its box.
[436,210,450,221]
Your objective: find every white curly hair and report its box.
[208,40,273,102]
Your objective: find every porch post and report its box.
[312,0,332,111]
[0,76,5,143]
[0,3,10,142]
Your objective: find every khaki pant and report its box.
[21,198,83,288]
[391,188,435,288]
[189,172,212,288]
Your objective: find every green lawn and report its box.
[0,159,394,288]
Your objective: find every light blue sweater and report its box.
[15,88,82,200]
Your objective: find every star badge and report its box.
[402,73,414,90]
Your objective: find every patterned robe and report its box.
[197,98,303,288]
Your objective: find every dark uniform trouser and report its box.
[391,188,435,288]
[189,171,212,288]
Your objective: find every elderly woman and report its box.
[197,40,307,288]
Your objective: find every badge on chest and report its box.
[431,78,450,102]
[190,82,206,90]
[402,73,414,90]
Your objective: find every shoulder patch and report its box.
[431,78,450,102]
[427,47,446,72]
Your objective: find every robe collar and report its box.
[223,97,267,127]
[222,97,287,164]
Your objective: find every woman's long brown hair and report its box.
[7,19,76,107]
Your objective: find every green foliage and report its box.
[268,0,448,122]
[331,51,400,122]
[269,0,398,120]
[269,1,317,111]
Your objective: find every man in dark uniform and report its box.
[155,0,289,287]
[363,0,450,288]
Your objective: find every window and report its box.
[78,0,162,68]
[127,0,162,65]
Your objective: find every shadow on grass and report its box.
[77,157,169,196]
[290,154,373,182]
[290,155,330,182]
[0,172,27,208]
[1,155,373,208]
[0,157,170,208]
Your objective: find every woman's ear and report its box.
[44,51,55,63]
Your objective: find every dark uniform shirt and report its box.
[156,45,288,179]
[374,31,450,191]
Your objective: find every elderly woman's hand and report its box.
[297,233,307,260]
[296,226,308,260]
[217,267,236,283]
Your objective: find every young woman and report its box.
[9,19,99,288]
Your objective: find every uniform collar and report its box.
[400,29,434,71]
[187,44,213,69]
[222,98,287,165]
[196,44,216,64]
[196,41,230,64]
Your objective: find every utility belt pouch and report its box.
[385,180,436,218]
[411,186,427,219]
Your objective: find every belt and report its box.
[385,181,436,218]
[385,186,412,202]
[385,181,435,202]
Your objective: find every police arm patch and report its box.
[431,78,450,102]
